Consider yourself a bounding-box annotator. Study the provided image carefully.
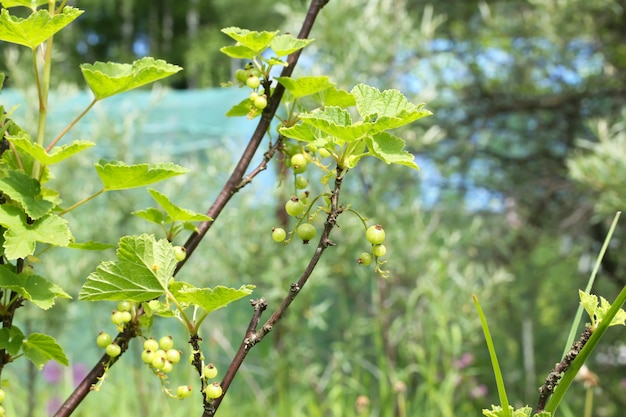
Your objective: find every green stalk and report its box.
[473,294,511,417]
[46,98,98,151]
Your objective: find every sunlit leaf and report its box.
[23,333,68,369]
[0,169,54,219]
[0,7,83,48]
[8,135,95,165]
[367,132,419,169]
[219,45,256,59]
[276,76,334,98]
[174,285,255,314]
[270,34,314,56]
[1,0,48,8]
[221,27,279,53]
[148,189,211,222]
[95,159,188,191]
[351,83,432,125]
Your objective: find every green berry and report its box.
[204,382,223,399]
[246,74,261,89]
[249,91,259,101]
[159,336,174,350]
[318,148,331,158]
[291,153,308,173]
[272,227,287,243]
[117,300,132,312]
[161,360,174,373]
[372,244,387,257]
[177,385,192,399]
[203,363,218,379]
[296,223,316,243]
[0,404,5,417]
[254,95,268,110]
[166,349,181,364]
[174,246,187,262]
[120,311,132,323]
[366,224,386,245]
[96,332,113,349]
[152,355,166,370]
[141,349,155,364]
[358,252,372,266]
[111,310,125,325]
[105,343,121,358]
[285,197,305,217]
[0,388,6,403]
[299,191,310,204]
[144,338,159,352]
[235,69,248,83]
[295,176,308,189]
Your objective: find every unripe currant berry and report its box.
[159,336,174,350]
[366,224,386,245]
[235,69,248,83]
[110,310,125,325]
[318,148,331,158]
[151,355,167,370]
[254,95,268,110]
[144,338,159,352]
[295,176,308,189]
[246,74,261,89]
[203,363,218,379]
[174,246,187,262]
[120,311,132,323]
[290,153,308,174]
[117,300,132,312]
[177,385,192,399]
[141,349,155,364]
[0,388,6,403]
[105,343,121,358]
[272,227,287,243]
[0,404,5,417]
[166,349,181,364]
[358,252,372,266]
[204,382,223,399]
[372,244,387,257]
[249,91,259,102]
[161,360,174,373]
[296,223,316,243]
[96,332,113,349]
[285,197,305,217]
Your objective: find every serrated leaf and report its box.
[1,0,48,7]
[225,99,253,118]
[351,83,432,126]
[148,189,211,222]
[579,290,598,323]
[95,159,188,191]
[280,123,325,143]
[264,57,288,67]
[0,169,54,219]
[132,207,166,224]
[0,7,83,49]
[80,57,182,100]
[219,45,256,59]
[313,85,356,107]
[367,132,419,169]
[270,35,314,57]
[68,241,116,251]
[0,326,24,356]
[0,205,71,259]
[79,234,177,302]
[22,333,68,369]
[299,107,371,143]
[8,135,95,165]
[174,285,254,314]
[221,27,278,53]
[0,266,71,309]
[276,76,334,99]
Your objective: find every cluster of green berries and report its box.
[0,388,6,416]
[110,300,135,332]
[96,330,120,358]
[202,363,223,399]
[358,224,386,265]
[141,336,181,375]
[235,63,268,113]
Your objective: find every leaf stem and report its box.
[46,98,99,152]
[58,188,106,216]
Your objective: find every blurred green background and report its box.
[1,0,626,416]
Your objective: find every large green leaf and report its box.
[147,188,211,222]
[299,107,371,143]
[8,134,95,165]
[221,27,278,53]
[367,132,419,170]
[0,7,83,49]
[0,266,71,309]
[276,76,334,99]
[1,0,48,7]
[95,160,188,191]
[219,45,257,60]
[174,285,255,314]
[270,35,314,57]
[79,234,177,302]
[0,205,72,260]
[0,169,54,219]
[351,83,432,124]
[81,57,182,100]
[23,332,68,369]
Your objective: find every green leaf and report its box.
[280,124,321,143]
[8,135,95,165]
[1,0,48,8]
[0,7,83,49]
[270,34,314,57]
[219,45,257,60]
[148,189,211,222]
[0,266,71,309]
[0,326,24,356]
[22,332,68,369]
[276,76,334,99]
[351,83,432,126]
[225,99,254,118]
[367,132,419,169]
[79,234,177,302]
[482,406,533,417]
[132,207,166,224]
[299,107,371,143]
[0,205,72,260]
[95,159,188,191]
[68,240,116,251]
[80,57,182,100]
[0,169,54,219]
[579,290,598,325]
[313,85,356,107]
[221,27,279,53]
[174,285,254,314]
